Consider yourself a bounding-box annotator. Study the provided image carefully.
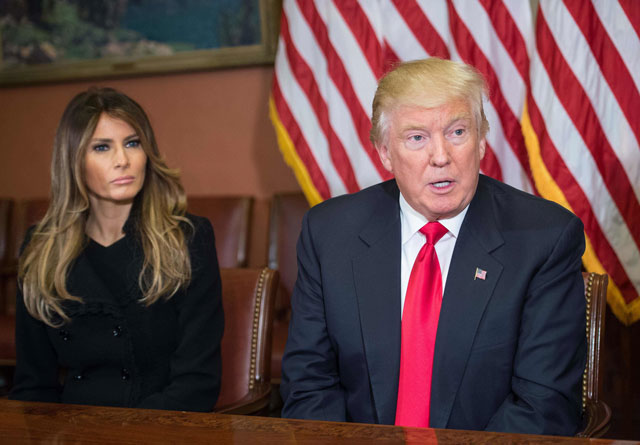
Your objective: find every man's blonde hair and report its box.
[370,57,489,145]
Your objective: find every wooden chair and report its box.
[577,272,612,438]
[0,198,48,367]
[214,267,278,415]
[0,199,11,267]
[0,198,13,313]
[267,192,309,383]
[187,196,253,268]
[2,198,49,315]
[0,199,16,368]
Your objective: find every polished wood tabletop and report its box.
[0,399,636,444]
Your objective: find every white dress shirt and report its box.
[399,193,469,317]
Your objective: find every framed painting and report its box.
[0,0,281,86]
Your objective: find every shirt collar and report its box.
[399,192,469,244]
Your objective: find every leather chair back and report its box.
[267,192,309,381]
[1,198,48,365]
[0,199,13,312]
[0,199,16,366]
[187,196,253,268]
[0,199,12,268]
[214,267,278,414]
[9,199,49,263]
[3,198,49,316]
[577,272,611,437]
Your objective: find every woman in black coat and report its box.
[10,87,223,412]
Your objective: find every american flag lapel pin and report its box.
[474,268,487,281]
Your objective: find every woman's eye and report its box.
[93,144,109,152]
[126,139,141,148]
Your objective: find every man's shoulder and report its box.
[309,179,398,219]
[478,175,581,227]
[300,180,399,244]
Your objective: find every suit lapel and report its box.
[352,181,402,425]
[429,176,505,428]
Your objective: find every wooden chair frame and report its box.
[577,272,611,438]
[214,267,278,415]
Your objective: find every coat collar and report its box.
[65,231,143,314]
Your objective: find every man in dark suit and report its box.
[280,58,586,435]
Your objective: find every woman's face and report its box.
[84,113,147,207]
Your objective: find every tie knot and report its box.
[419,221,448,245]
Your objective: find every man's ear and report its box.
[478,137,486,160]
[376,143,393,173]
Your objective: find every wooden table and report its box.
[0,399,636,444]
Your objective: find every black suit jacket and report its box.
[281,175,586,435]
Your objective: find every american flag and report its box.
[269,0,640,325]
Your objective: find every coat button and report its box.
[121,369,130,380]
[59,330,70,341]
[112,326,122,337]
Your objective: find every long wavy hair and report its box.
[19,87,192,327]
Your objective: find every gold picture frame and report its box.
[0,0,281,86]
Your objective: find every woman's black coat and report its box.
[10,214,224,412]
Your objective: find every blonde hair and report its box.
[370,57,490,146]
[19,87,192,327]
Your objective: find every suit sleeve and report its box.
[137,217,224,412]
[280,211,348,421]
[10,228,62,403]
[486,215,586,435]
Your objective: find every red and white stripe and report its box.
[527,0,640,316]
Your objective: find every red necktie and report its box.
[395,221,448,428]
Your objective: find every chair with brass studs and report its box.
[576,272,611,438]
[214,267,278,415]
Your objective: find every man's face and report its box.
[376,99,486,221]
